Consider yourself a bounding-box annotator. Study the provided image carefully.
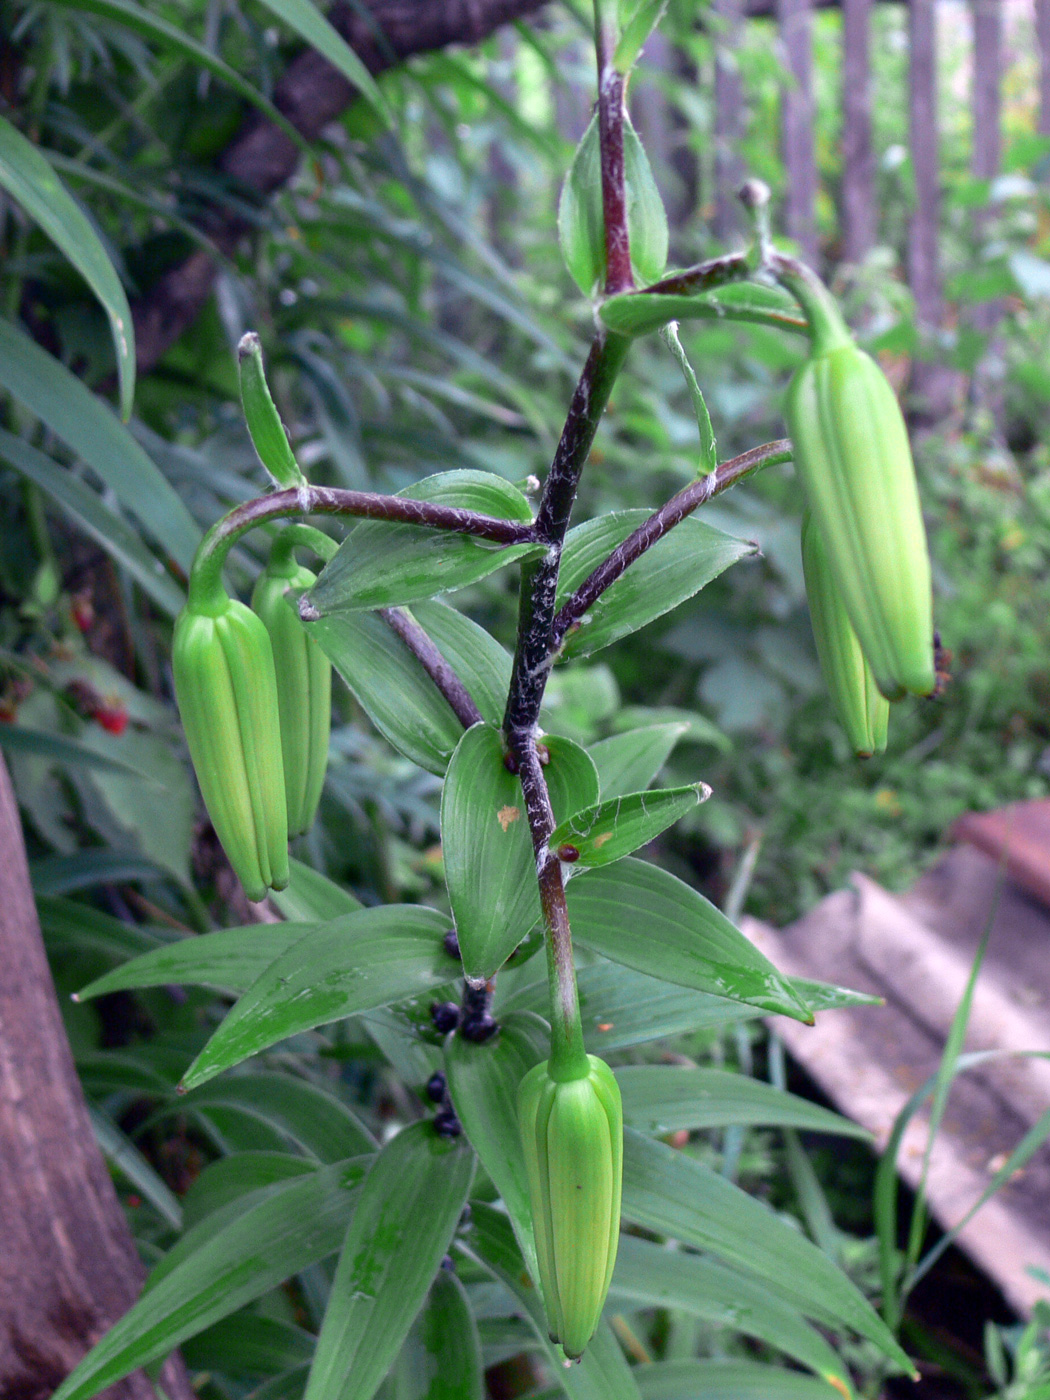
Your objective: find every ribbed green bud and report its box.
[802,512,890,758]
[518,1054,623,1360]
[779,267,935,701]
[251,544,331,837]
[173,594,289,901]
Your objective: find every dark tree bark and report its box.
[1039,0,1050,136]
[0,753,195,1400]
[131,0,551,374]
[840,0,875,263]
[907,0,952,416]
[777,0,818,264]
[712,0,746,242]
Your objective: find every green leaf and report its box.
[50,1157,371,1400]
[588,723,689,799]
[599,284,809,338]
[441,726,599,981]
[444,1011,549,1282]
[307,471,538,613]
[397,1268,484,1400]
[411,601,513,729]
[253,0,389,124]
[621,1129,912,1371]
[550,783,707,868]
[73,925,311,1001]
[269,857,363,921]
[88,1106,182,1229]
[0,722,160,782]
[0,422,187,604]
[238,334,306,489]
[307,610,465,774]
[30,850,168,895]
[179,906,456,1090]
[566,860,813,1022]
[180,1152,315,1230]
[500,960,765,1052]
[0,320,199,571]
[168,1072,377,1161]
[556,511,754,659]
[558,112,668,296]
[0,115,134,418]
[610,1236,850,1389]
[182,1314,314,1380]
[39,896,167,963]
[304,1122,475,1400]
[462,1203,643,1400]
[614,0,670,72]
[615,1066,869,1138]
[630,1359,847,1400]
[47,0,308,153]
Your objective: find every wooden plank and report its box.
[1038,0,1050,136]
[841,0,875,263]
[953,798,1050,910]
[778,0,819,262]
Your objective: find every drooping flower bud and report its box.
[801,512,889,758]
[251,539,331,837]
[778,264,935,701]
[173,593,289,901]
[518,1054,623,1360]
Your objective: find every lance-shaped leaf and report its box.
[629,1360,848,1400]
[411,601,512,729]
[621,1130,913,1372]
[0,115,135,418]
[238,333,305,488]
[74,924,312,1001]
[599,283,809,339]
[254,0,389,125]
[179,907,455,1091]
[442,725,599,980]
[566,859,812,1022]
[615,1065,869,1139]
[0,319,199,571]
[50,1158,371,1400]
[308,609,465,774]
[549,783,708,869]
[308,471,539,614]
[610,1235,850,1390]
[269,856,362,922]
[397,1268,484,1400]
[304,1122,475,1400]
[556,511,754,659]
[181,1152,316,1230]
[444,1011,549,1281]
[463,1203,644,1400]
[587,723,689,800]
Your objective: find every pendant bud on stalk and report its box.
[518,1054,623,1360]
[252,537,332,837]
[173,590,289,902]
[802,512,889,757]
[776,260,936,701]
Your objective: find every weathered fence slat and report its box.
[778,0,819,263]
[841,0,875,263]
[713,0,746,240]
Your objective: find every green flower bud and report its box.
[802,512,889,757]
[518,1054,623,1360]
[779,266,935,701]
[252,541,332,837]
[173,593,289,901]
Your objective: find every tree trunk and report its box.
[0,753,195,1400]
[840,0,875,263]
[713,0,746,242]
[778,0,818,263]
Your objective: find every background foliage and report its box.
[2,0,1050,1396]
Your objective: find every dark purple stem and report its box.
[643,252,752,297]
[596,27,632,295]
[550,439,792,651]
[379,608,483,730]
